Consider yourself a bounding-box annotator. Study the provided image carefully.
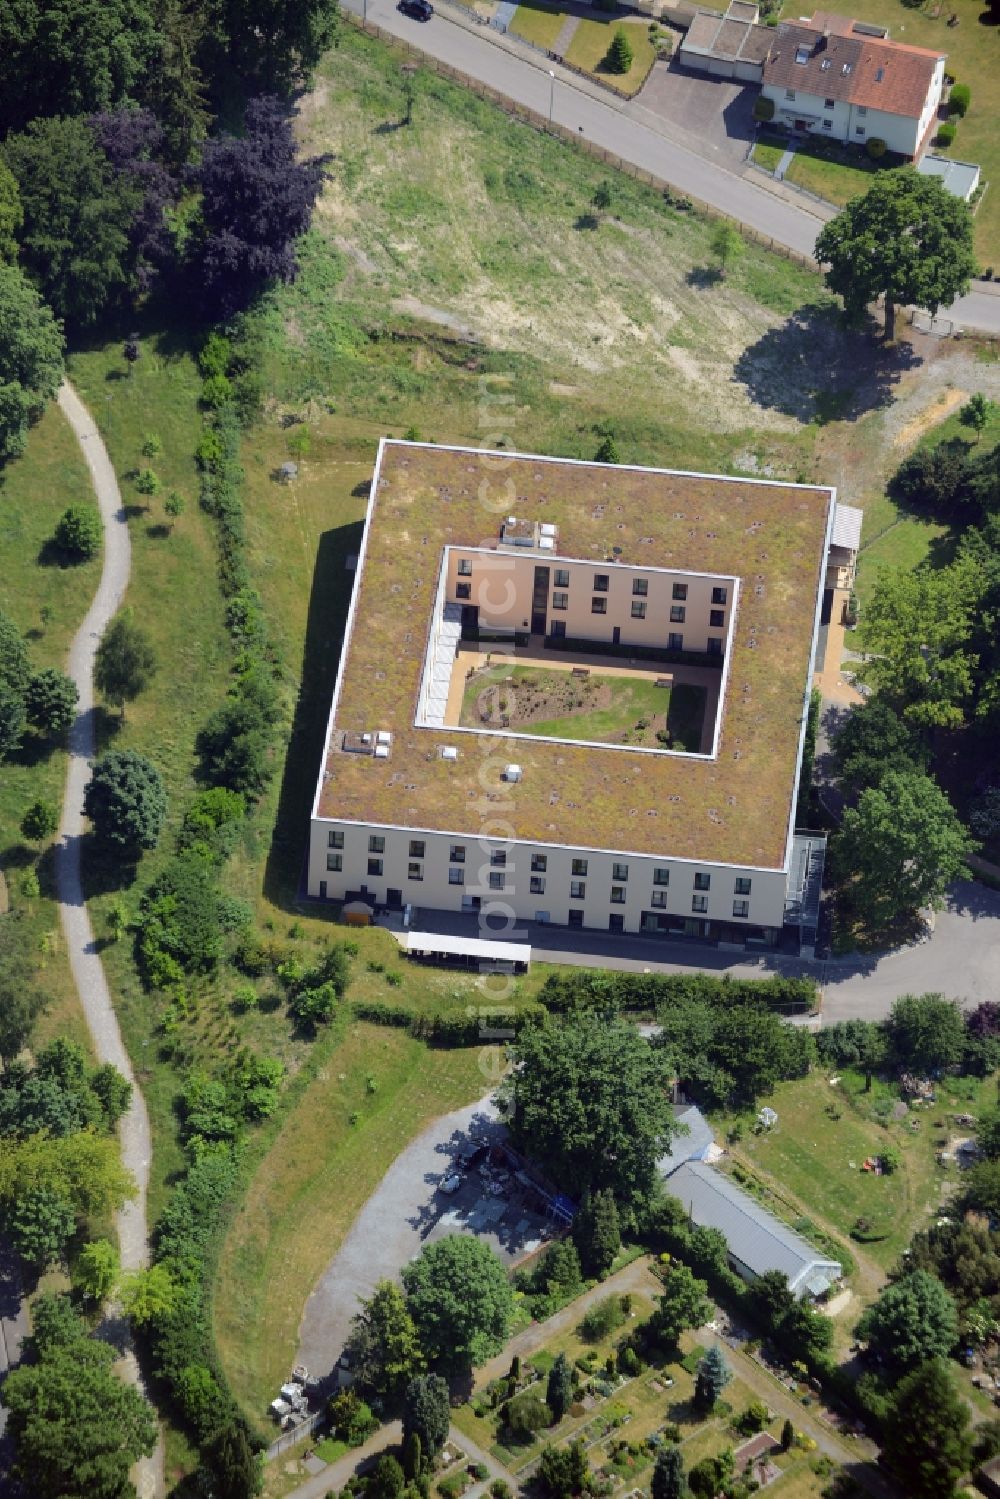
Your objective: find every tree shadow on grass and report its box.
[685,265,722,288]
[733,303,923,424]
[262,521,365,912]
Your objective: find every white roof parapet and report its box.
[830,503,863,553]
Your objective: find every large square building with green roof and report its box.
[308,440,836,948]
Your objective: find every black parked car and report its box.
[398,0,433,18]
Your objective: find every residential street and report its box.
[339,0,1000,335]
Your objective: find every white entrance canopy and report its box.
[404,931,531,966]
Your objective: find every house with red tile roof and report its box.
[760,13,946,158]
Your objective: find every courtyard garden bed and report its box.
[459,664,705,751]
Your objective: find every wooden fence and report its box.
[349,13,818,270]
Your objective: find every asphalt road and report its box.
[345,0,1000,335]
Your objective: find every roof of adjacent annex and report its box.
[315,443,833,869]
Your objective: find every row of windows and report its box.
[454,559,729,609]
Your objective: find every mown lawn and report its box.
[752,136,785,174]
[0,400,102,1059]
[779,0,999,261]
[785,139,891,208]
[564,17,657,97]
[510,0,564,49]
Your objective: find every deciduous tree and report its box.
[54,504,102,560]
[0,263,64,462]
[887,992,967,1074]
[510,1011,675,1211]
[832,773,974,928]
[72,1238,120,1303]
[402,1235,515,1369]
[21,799,59,842]
[815,168,977,341]
[710,222,744,277]
[830,698,925,794]
[855,565,977,729]
[346,1279,425,1396]
[650,1264,711,1347]
[194,94,323,316]
[880,1357,972,1499]
[856,1269,958,1370]
[6,1185,75,1269]
[94,613,157,717]
[84,749,167,851]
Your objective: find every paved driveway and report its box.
[633,59,757,169]
[296,1095,551,1381]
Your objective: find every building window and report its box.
[490,850,506,866]
[327,853,342,872]
[651,890,667,909]
[855,126,865,136]
[795,44,809,62]
[368,857,383,876]
[409,840,425,858]
[457,558,473,576]
[734,877,752,895]
[456,582,471,601]
[328,829,344,849]
[824,96,835,108]
[733,900,750,919]
[785,88,796,101]
[612,862,629,882]
[857,104,867,116]
[631,600,646,619]
[550,620,566,639]
[369,835,385,854]
[692,895,708,914]
[450,844,465,863]
[822,119,832,130]
[568,909,583,928]
[489,871,505,890]
[591,597,607,615]
[633,578,648,596]
[448,867,464,885]
[408,862,423,881]
[694,872,711,891]
[670,605,686,624]
[712,586,728,605]
[672,582,688,601]
[554,569,570,588]
[654,867,669,886]
[572,859,588,876]
[611,886,626,905]
[570,880,586,900]
[668,633,683,651]
[710,609,725,628]
[593,574,609,592]
[707,637,722,656]
[552,591,568,610]
[531,854,547,872]
[530,876,545,895]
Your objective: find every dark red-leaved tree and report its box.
[193,95,324,317]
[89,108,178,293]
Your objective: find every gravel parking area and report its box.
[296,1094,551,1381]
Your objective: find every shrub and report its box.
[200,374,233,409]
[141,433,162,458]
[135,468,161,496]
[753,96,775,121]
[21,799,58,841]
[505,1392,550,1439]
[137,854,223,981]
[949,83,970,117]
[54,504,101,559]
[866,137,887,160]
[605,28,634,74]
[25,668,78,738]
[936,121,956,147]
[579,1295,626,1342]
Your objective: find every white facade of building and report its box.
[762,53,944,155]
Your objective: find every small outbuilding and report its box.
[679,0,774,82]
[916,153,982,202]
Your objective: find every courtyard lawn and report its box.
[459,664,705,750]
[779,0,999,260]
[722,1068,999,1276]
[510,0,565,50]
[564,17,657,97]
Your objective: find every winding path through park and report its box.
[54,382,163,1499]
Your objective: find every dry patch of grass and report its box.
[213,1023,489,1427]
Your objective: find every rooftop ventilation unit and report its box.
[538,535,555,550]
[503,764,522,783]
[375,730,392,747]
[539,523,557,538]
[439,746,458,761]
[374,745,390,759]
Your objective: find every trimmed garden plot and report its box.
[564,17,657,97]
[510,1,565,50]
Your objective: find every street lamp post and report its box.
[548,68,555,125]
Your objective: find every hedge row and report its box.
[351,1000,534,1046]
[539,970,818,1015]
